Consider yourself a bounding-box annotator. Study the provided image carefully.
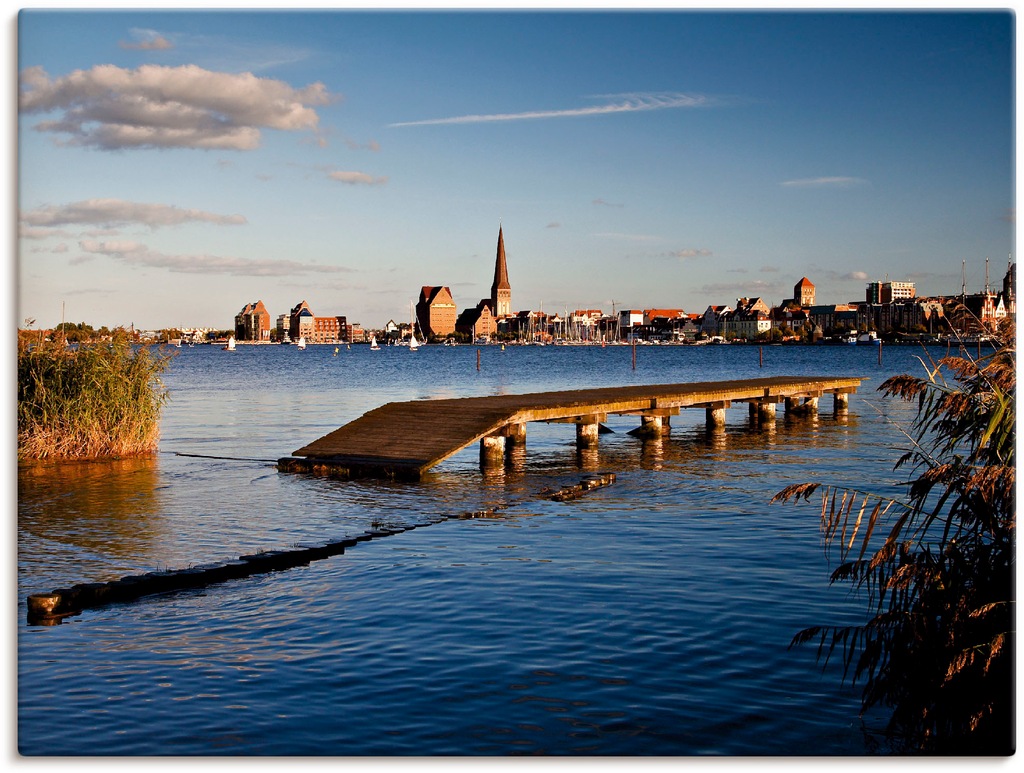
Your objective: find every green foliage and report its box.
[18,331,175,459]
[773,325,1015,753]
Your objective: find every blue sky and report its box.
[16,8,1015,331]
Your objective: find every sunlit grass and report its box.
[18,332,174,459]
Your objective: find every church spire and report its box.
[490,224,511,317]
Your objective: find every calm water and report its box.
[18,341,941,755]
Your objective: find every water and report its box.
[18,341,940,755]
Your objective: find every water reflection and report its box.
[19,457,165,561]
[638,437,664,469]
[574,447,601,472]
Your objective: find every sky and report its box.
[14,7,1015,331]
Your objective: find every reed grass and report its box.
[773,321,1015,753]
[18,332,174,460]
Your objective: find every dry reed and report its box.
[18,332,174,459]
[773,321,1015,753]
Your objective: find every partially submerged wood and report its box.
[283,377,864,480]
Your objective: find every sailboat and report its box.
[222,336,236,351]
[370,335,381,351]
[407,301,421,350]
[296,336,307,350]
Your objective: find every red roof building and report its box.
[416,286,457,339]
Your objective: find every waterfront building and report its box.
[289,301,315,342]
[456,299,497,340]
[1001,261,1016,316]
[807,304,858,333]
[794,277,816,307]
[866,280,917,304]
[700,305,732,337]
[882,281,916,303]
[955,292,1006,332]
[382,319,401,343]
[618,310,644,340]
[235,300,271,342]
[311,315,349,344]
[770,306,808,336]
[288,300,350,343]
[722,298,772,340]
[416,286,457,339]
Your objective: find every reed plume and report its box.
[773,321,1015,754]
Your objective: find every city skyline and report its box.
[16,8,1014,330]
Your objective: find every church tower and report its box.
[490,225,512,317]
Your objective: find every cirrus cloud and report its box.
[390,91,710,128]
[19,64,335,151]
[22,199,247,228]
[779,176,868,188]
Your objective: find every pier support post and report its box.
[576,420,600,449]
[785,396,800,414]
[643,415,663,435]
[833,392,850,412]
[504,422,527,448]
[756,401,777,422]
[480,434,506,466]
[632,415,663,438]
[706,403,727,429]
[803,397,819,414]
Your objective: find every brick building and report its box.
[416,286,457,339]
[490,225,512,318]
[794,277,815,307]
[235,300,271,341]
[288,300,350,344]
[456,300,497,340]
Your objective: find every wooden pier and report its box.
[278,376,864,481]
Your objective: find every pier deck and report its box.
[279,376,864,480]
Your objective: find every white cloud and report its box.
[844,271,870,280]
[19,225,76,240]
[19,64,334,151]
[390,91,709,127]
[22,199,247,228]
[779,176,868,188]
[119,29,174,51]
[79,239,350,277]
[327,170,387,186]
